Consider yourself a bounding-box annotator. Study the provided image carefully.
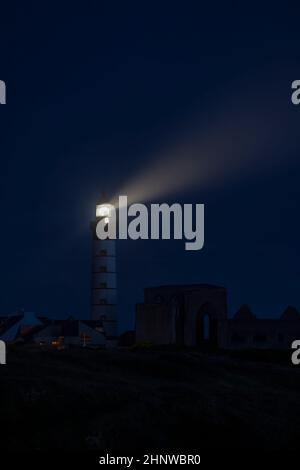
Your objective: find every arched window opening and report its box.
[203,314,210,340]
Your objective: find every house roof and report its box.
[280,306,300,321]
[0,315,23,336]
[234,304,256,321]
[0,313,105,342]
[32,318,104,339]
[0,311,51,341]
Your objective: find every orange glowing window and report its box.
[51,336,64,348]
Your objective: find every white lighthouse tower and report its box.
[90,195,118,342]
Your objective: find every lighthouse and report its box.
[90,195,118,342]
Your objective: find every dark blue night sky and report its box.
[1,2,300,332]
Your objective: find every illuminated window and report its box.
[51,336,64,348]
[80,332,92,344]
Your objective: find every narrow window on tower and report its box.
[100,249,107,256]
[100,282,107,288]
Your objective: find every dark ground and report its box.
[0,346,299,450]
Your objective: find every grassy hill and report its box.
[0,346,299,450]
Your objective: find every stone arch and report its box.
[196,302,218,347]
